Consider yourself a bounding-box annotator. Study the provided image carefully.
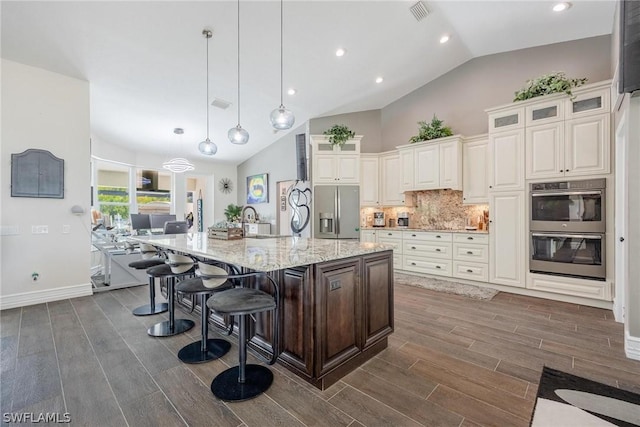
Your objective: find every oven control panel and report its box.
[530,178,605,192]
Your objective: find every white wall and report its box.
[1,59,92,309]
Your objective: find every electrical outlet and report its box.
[31,225,48,234]
[62,225,71,234]
[0,226,20,236]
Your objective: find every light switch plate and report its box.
[0,226,20,236]
[32,225,49,234]
[62,225,71,234]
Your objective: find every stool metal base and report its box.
[132,303,169,316]
[211,365,273,401]
[147,319,194,337]
[178,339,231,364]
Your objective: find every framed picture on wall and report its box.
[247,173,268,204]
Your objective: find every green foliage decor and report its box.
[513,71,587,102]
[323,124,355,147]
[224,204,243,222]
[409,115,453,143]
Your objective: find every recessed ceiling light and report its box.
[439,34,450,44]
[287,88,297,96]
[375,77,384,84]
[552,2,571,12]
[335,48,346,57]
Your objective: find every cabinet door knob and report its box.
[436,265,441,269]
[467,251,473,255]
[620,237,625,242]
[411,262,416,266]
[467,237,473,240]
[411,234,417,237]
[565,169,569,172]
[559,170,563,172]
[411,246,416,250]
[388,233,392,236]
[489,185,493,189]
[435,248,441,252]
[466,269,473,273]
[436,235,441,238]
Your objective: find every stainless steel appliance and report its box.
[397,212,410,228]
[373,211,385,227]
[529,178,606,280]
[530,233,605,280]
[530,178,605,233]
[313,185,360,239]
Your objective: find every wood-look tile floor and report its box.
[2,283,639,426]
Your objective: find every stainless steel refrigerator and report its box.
[313,185,360,239]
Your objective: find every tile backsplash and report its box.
[361,190,488,230]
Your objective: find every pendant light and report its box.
[198,29,217,155]
[228,0,250,145]
[163,128,195,173]
[269,0,295,130]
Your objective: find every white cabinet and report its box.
[399,149,415,192]
[489,191,525,288]
[452,233,489,282]
[360,229,377,243]
[414,144,439,189]
[380,153,405,206]
[462,136,488,204]
[488,106,524,133]
[377,230,403,268]
[402,231,453,277]
[311,135,361,185]
[526,122,564,179]
[488,129,525,191]
[360,155,379,206]
[564,114,610,177]
[396,135,462,191]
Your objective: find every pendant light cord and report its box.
[237,0,241,125]
[206,31,210,139]
[280,0,284,107]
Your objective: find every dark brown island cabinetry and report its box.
[231,250,394,390]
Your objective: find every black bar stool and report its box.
[146,253,195,337]
[174,261,234,364]
[128,244,168,316]
[207,271,280,401]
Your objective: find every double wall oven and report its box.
[529,178,606,280]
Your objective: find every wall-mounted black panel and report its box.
[11,149,64,198]
[620,0,640,94]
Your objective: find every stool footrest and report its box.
[132,303,168,316]
[178,339,231,364]
[211,365,273,401]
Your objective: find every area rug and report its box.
[394,272,498,300]
[530,366,640,427]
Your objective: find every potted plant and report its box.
[323,124,356,147]
[409,115,453,143]
[223,204,243,223]
[513,71,587,101]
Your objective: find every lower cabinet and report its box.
[377,230,403,269]
[489,191,526,288]
[360,229,378,243]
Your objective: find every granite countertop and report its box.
[130,232,393,272]
[361,227,489,234]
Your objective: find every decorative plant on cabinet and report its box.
[513,71,587,101]
[409,115,453,143]
[323,124,356,147]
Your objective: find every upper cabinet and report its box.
[488,128,525,191]
[462,136,489,204]
[379,152,405,206]
[396,135,462,192]
[360,154,380,207]
[311,135,361,185]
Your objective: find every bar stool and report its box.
[129,244,168,316]
[174,261,233,364]
[146,253,195,337]
[207,271,280,401]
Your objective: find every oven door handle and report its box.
[531,233,602,240]
[531,191,602,197]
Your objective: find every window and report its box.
[136,169,172,214]
[96,163,130,221]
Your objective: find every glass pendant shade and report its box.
[198,138,217,155]
[270,105,295,130]
[228,125,249,145]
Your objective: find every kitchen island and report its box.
[131,232,394,390]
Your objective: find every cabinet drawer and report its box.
[452,243,489,263]
[452,261,489,282]
[393,254,402,269]
[378,237,402,253]
[403,255,452,277]
[403,241,451,259]
[403,231,452,242]
[378,230,403,239]
[452,233,489,244]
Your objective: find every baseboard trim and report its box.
[0,283,93,310]
[625,331,640,361]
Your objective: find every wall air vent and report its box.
[211,98,232,109]
[410,1,429,22]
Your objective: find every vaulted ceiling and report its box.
[1,1,616,164]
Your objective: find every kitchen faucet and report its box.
[241,205,258,235]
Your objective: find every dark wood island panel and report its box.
[245,250,394,390]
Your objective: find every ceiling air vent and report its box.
[211,98,232,109]
[410,1,429,22]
